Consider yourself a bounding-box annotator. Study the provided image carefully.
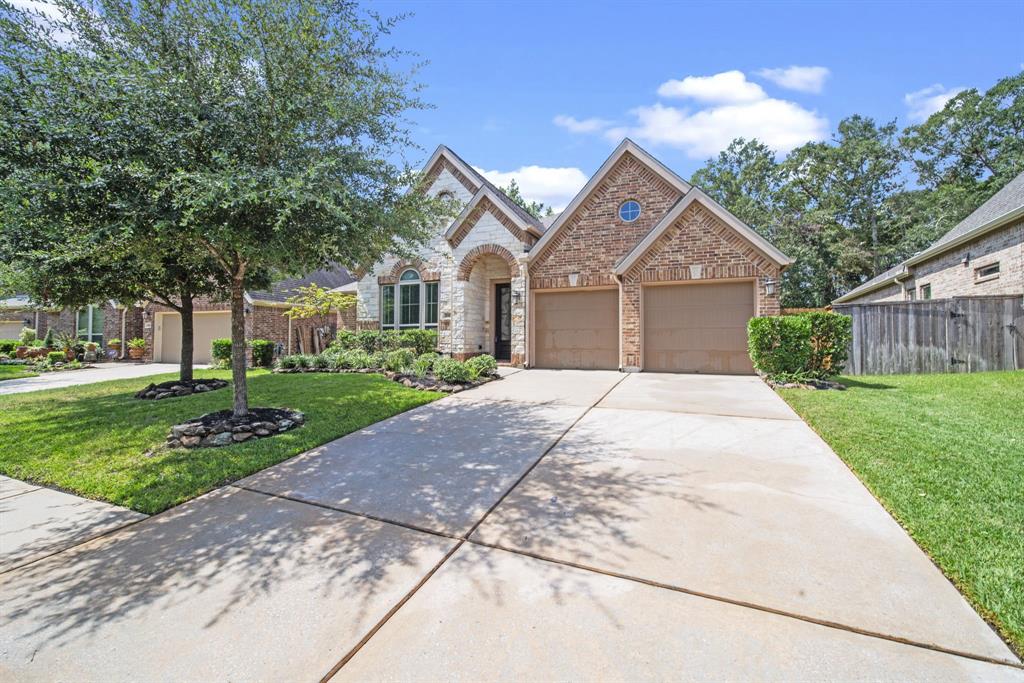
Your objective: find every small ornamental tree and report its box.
[283,284,356,354]
[1,0,448,417]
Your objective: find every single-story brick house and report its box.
[354,139,792,374]
[834,171,1024,304]
[3,266,355,364]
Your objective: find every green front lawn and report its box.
[780,371,1024,653]
[0,365,38,381]
[0,369,440,514]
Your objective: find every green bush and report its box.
[250,339,274,367]
[311,353,330,369]
[42,328,55,349]
[211,338,232,365]
[399,329,438,355]
[433,357,470,384]
[466,354,497,378]
[0,339,18,354]
[379,330,401,351]
[416,352,438,370]
[804,311,853,378]
[276,355,300,369]
[384,348,415,372]
[333,329,358,350]
[354,330,380,352]
[19,327,36,344]
[46,351,65,365]
[412,357,432,378]
[295,354,315,369]
[748,312,852,382]
[345,349,372,369]
[368,351,386,369]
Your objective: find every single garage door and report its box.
[534,289,618,369]
[0,321,26,339]
[643,281,755,374]
[159,312,231,364]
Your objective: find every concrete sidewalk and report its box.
[0,362,184,395]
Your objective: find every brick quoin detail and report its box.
[619,203,782,368]
[448,197,534,249]
[529,153,682,290]
[456,244,521,281]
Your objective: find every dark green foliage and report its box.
[46,351,65,365]
[250,339,274,368]
[0,339,17,354]
[384,348,415,372]
[211,338,232,364]
[432,357,470,384]
[465,354,497,378]
[399,329,438,355]
[748,316,812,381]
[804,311,853,378]
[748,312,852,381]
[42,329,55,349]
[333,329,358,350]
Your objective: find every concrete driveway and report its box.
[1,370,1020,681]
[0,362,183,395]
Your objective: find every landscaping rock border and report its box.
[166,407,304,449]
[136,378,229,400]
[764,376,845,391]
[271,367,500,393]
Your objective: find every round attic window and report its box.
[618,200,641,222]
[437,190,454,201]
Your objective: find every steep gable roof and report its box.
[444,185,543,247]
[614,187,793,275]
[526,139,692,262]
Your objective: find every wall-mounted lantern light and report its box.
[568,272,580,287]
[763,277,777,296]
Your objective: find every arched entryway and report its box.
[454,245,525,364]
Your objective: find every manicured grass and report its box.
[0,365,38,381]
[0,369,440,514]
[779,371,1024,653]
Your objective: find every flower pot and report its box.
[128,346,145,360]
[65,348,76,361]
[15,346,27,359]
[84,348,97,362]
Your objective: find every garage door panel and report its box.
[0,322,25,339]
[160,312,231,364]
[643,282,754,374]
[534,290,618,370]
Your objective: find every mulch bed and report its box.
[272,367,500,393]
[136,378,229,400]
[166,407,304,449]
[765,377,845,391]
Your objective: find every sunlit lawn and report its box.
[0,369,440,514]
[0,365,38,381]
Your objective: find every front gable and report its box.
[527,140,689,289]
[446,190,539,250]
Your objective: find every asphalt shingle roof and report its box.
[247,264,355,303]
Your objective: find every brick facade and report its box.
[529,153,683,289]
[619,204,782,368]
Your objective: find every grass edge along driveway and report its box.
[0,365,38,381]
[779,370,1023,655]
[0,369,441,515]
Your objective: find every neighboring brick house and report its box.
[1,296,143,359]
[142,265,355,364]
[353,139,793,374]
[834,172,1024,305]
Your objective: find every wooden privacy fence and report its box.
[833,295,1024,375]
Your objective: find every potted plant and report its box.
[54,332,78,361]
[127,337,146,360]
[84,341,98,362]
[108,338,122,353]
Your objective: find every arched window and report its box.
[381,268,438,330]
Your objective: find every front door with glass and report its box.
[494,283,511,362]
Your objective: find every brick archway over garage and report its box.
[456,244,521,281]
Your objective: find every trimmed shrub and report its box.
[412,357,432,378]
[416,352,438,370]
[384,348,415,372]
[42,328,55,349]
[311,353,330,369]
[378,330,401,351]
[295,354,315,369]
[345,349,372,369]
[433,357,470,384]
[354,330,380,352]
[748,316,812,381]
[46,351,65,365]
[276,355,300,369]
[0,339,18,354]
[465,354,497,378]
[805,311,853,378]
[399,329,438,355]
[333,329,358,350]
[211,338,232,365]
[368,351,386,369]
[250,339,274,367]
[19,327,37,344]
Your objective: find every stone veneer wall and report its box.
[620,203,781,369]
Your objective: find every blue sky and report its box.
[374,0,1023,209]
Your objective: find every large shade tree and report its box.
[1,0,445,415]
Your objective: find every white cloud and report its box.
[553,115,612,134]
[8,0,75,43]
[606,99,828,159]
[474,165,588,212]
[756,66,830,94]
[904,84,966,122]
[656,70,766,104]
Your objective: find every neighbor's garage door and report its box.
[643,281,755,374]
[0,321,25,339]
[534,289,618,369]
[159,312,231,364]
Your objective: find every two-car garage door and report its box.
[158,312,231,364]
[643,281,755,374]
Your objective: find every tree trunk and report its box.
[179,293,194,382]
[230,276,248,417]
